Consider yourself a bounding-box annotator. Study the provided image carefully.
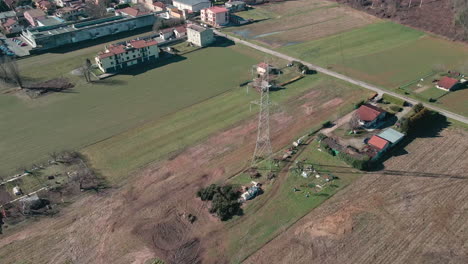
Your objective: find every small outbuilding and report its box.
[377,128,404,146]
[368,135,389,151]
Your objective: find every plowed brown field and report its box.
[246,128,468,264]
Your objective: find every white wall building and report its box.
[172,0,210,12]
[187,24,213,47]
[95,38,159,73]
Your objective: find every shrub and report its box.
[316,133,327,141]
[382,94,406,106]
[354,100,366,109]
[197,184,242,220]
[337,152,370,170]
[389,105,402,113]
[322,120,332,128]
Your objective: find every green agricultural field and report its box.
[0,44,260,177]
[279,22,468,114]
[225,140,361,263]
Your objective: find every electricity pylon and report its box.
[251,63,272,168]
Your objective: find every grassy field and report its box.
[226,139,361,263]
[226,0,375,47]
[0,43,260,177]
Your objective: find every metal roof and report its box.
[377,128,404,144]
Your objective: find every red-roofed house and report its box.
[151,1,166,12]
[201,6,229,26]
[356,104,386,128]
[118,7,150,17]
[159,27,174,40]
[368,135,389,151]
[24,9,46,26]
[95,38,160,73]
[436,76,459,91]
[1,18,23,34]
[173,25,186,37]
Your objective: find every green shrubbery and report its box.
[382,94,406,106]
[399,103,434,134]
[197,184,242,221]
[337,152,370,170]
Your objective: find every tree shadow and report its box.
[91,78,128,86]
[117,54,187,77]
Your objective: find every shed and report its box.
[368,135,389,151]
[377,128,404,145]
[436,76,458,91]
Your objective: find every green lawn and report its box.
[225,140,361,263]
[0,44,258,176]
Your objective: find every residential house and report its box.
[24,9,46,26]
[118,6,150,17]
[54,0,84,7]
[169,7,185,19]
[225,1,245,12]
[1,18,23,34]
[152,1,166,12]
[0,11,17,23]
[56,6,85,21]
[159,27,174,40]
[36,0,56,13]
[356,104,386,128]
[95,38,159,73]
[173,25,186,37]
[201,6,229,26]
[187,23,213,47]
[436,76,458,91]
[172,0,210,12]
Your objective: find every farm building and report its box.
[256,62,274,76]
[377,128,404,146]
[95,38,160,73]
[356,104,387,128]
[201,6,229,26]
[187,24,214,47]
[368,135,389,152]
[436,76,459,91]
[172,0,211,12]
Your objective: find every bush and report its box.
[382,94,406,106]
[196,184,218,201]
[354,100,366,109]
[399,104,434,134]
[389,105,402,113]
[337,152,370,170]
[197,184,242,220]
[316,133,327,141]
[322,121,332,128]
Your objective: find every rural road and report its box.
[214,30,468,125]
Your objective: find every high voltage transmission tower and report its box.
[251,62,273,168]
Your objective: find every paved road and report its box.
[214,30,468,124]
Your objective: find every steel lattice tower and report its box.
[251,65,272,167]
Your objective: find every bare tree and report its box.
[348,112,360,134]
[84,0,109,19]
[0,56,23,88]
[82,59,92,83]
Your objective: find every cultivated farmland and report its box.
[246,128,468,264]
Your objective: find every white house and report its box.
[95,38,159,73]
[187,23,214,47]
[200,6,229,26]
[172,0,211,12]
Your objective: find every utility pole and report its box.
[251,62,273,168]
